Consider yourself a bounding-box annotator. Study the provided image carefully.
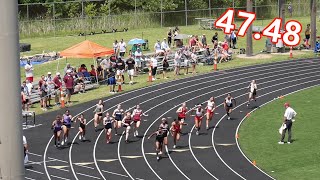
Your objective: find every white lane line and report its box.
[50,175,70,180]
[142,71,320,179]
[28,152,42,157]
[76,172,101,179]
[165,145,191,180]
[84,60,312,179]
[25,177,36,180]
[93,57,313,180]
[235,85,320,180]
[101,170,129,177]
[44,135,54,179]
[26,168,44,175]
[117,131,135,180]
[26,159,56,165]
[211,79,320,179]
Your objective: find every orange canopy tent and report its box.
[60,40,114,58]
[59,40,114,83]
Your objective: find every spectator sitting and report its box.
[90,65,97,77]
[154,40,164,55]
[78,64,88,73]
[189,35,197,47]
[131,44,138,54]
[161,38,170,53]
[75,76,85,93]
[222,41,229,51]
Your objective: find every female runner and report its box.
[224,93,236,120]
[62,110,72,145]
[176,102,188,131]
[103,112,114,143]
[94,100,104,132]
[192,104,204,135]
[170,118,187,149]
[205,97,216,130]
[148,127,166,161]
[122,111,133,143]
[77,114,86,141]
[247,80,257,106]
[159,118,169,154]
[113,104,124,135]
[51,115,63,147]
[132,104,148,137]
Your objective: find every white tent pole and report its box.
[94,58,99,84]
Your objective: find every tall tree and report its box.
[310,0,317,49]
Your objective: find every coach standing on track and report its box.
[279,103,297,144]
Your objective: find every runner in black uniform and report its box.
[148,127,166,161]
[77,113,86,141]
[94,100,104,132]
[159,118,169,154]
[103,112,115,143]
[112,104,124,135]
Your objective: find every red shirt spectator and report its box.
[222,42,229,51]
[90,65,97,76]
[63,71,74,89]
[53,72,62,89]
[38,75,45,91]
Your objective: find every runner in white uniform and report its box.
[224,93,236,120]
[247,80,257,107]
[205,97,216,130]
[192,104,204,135]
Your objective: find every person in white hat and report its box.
[279,103,297,144]
[63,69,74,104]
[45,72,54,107]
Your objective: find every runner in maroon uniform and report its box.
[176,102,188,132]
[170,119,187,148]
[122,111,133,143]
[132,105,148,137]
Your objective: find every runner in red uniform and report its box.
[176,102,188,132]
[170,118,187,148]
[132,104,148,137]
[122,111,133,143]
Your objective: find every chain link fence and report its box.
[18,0,317,38]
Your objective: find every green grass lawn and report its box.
[20,15,318,115]
[239,86,320,180]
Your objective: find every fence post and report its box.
[208,0,211,17]
[26,4,29,20]
[161,0,163,28]
[185,0,187,26]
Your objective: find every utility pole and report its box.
[246,0,253,56]
[310,0,317,49]
[208,0,211,17]
[185,0,188,26]
[279,0,285,30]
[161,0,163,27]
[0,0,25,179]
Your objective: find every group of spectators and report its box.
[22,27,238,111]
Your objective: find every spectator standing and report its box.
[107,68,116,93]
[25,80,33,96]
[38,75,45,108]
[45,72,54,107]
[21,81,30,111]
[167,28,172,47]
[64,63,72,75]
[119,39,127,57]
[174,50,182,77]
[150,55,158,81]
[113,40,119,55]
[225,34,231,48]
[126,56,135,85]
[23,135,28,164]
[288,2,292,17]
[134,47,143,75]
[53,72,62,106]
[231,31,237,49]
[211,32,218,44]
[63,69,74,105]
[305,24,311,48]
[75,77,85,93]
[162,56,169,79]
[202,34,207,47]
[25,60,34,83]
[115,57,126,84]
[100,58,111,79]
[279,103,297,144]
[40,82,49,111]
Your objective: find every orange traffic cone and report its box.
[148,65,152,82]
[60,88,65,108]
[252,160,256,166]
[289,46,293,58]
[117,82,122,92]
[214,63,218,71]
